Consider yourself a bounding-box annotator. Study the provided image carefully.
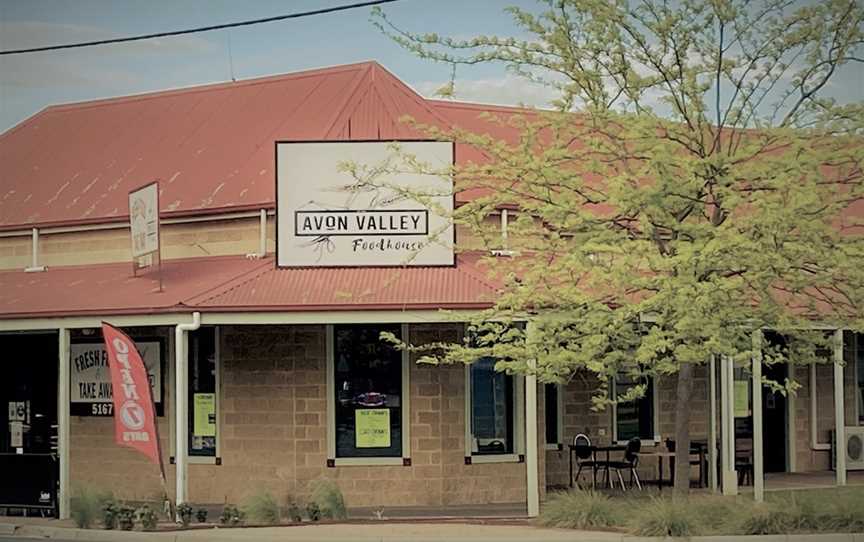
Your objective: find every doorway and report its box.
[0,332,59,515]
[762,333,789,473]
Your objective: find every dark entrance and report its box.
[0,332,59,516]
[762,333,788,473]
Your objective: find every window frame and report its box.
[325,324,411,467]
[170,326,222,466]
[544,383,564,451]
[188,326,221,465]
[464,362,525,464]
[611,372,660,445]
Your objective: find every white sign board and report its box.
[276,141,454,267]
[70,341,161,415]
[128,182,160,258]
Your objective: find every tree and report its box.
[372,0,864,494]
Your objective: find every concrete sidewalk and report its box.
[2,519,864,542]
[2,521,621,542]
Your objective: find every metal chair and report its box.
[572,433,597,489]
[607,437,642,490]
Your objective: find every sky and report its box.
[0,0,861,134]
[0,0,556,133]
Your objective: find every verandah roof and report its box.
[0,254,498,320]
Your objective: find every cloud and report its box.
[0,21,216,89]
[415,74,561,108]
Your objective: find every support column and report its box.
[720,355,738,495]
[752,332,764,502]
[58,328,71,519]
[834,329,847,486]
[708,355,718,492]
[525,357,539,517]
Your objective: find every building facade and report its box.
[0,61,861,518]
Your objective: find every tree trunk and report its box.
[673,362,695,496]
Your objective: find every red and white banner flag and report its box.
[101,323,162,466]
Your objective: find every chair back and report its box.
[573,433,592,460]
[624,437,641,465]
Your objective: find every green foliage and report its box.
[176,502,193,527]
[70,487,110,529]
[220,504,244,526]
[242,491,281,525]
[371,0,864,496]
[136,505,158,531]
[101,501,119,530]
[195,508,208,523]
[309,479,347,520]
[537,491,620,529]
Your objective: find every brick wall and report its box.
[69,326,175,501]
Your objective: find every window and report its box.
[613,371,657,443]
[188,327,218,459]
[848,332,864,425]
[544,383,563,449]
[465,358,524,461]
[331,325,407,461]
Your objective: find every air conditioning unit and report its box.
[832,427,864,470]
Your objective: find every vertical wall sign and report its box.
[276,141,454,267]
[128,181,163,286]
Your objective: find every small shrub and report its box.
[101,501,119,530]
[220,504,244,526]
[196,508,208,523]
[306,502,321,522]
[309,479,347,520]
[176,502,193,527]
[137,505,158,531]
[243,491,281,525]
[117,505,136,531]
[287,498,303,523]
[537,491,620,529]
[70,487,112,529]
[629,497,698,538]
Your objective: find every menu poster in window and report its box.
[193,393,216,437]
[355,409,390,448]
[70,340,163,416]
[733,380,750,418]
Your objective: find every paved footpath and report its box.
[2,520,864,542]
[1,521,622,542]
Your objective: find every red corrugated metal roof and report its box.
[185,254,498,311]
[0,61,455,231]
[0,256,270,318]
[0,254,498,319]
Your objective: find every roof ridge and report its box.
[371,63,454,128]
[45,61,378,113]
[322,63,375,138]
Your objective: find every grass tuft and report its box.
[628,497,699,537]
[242,491,281,525]
[537,490,620,530]
[310,479,347,520]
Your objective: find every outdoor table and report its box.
[569,444,627,489]
[639,448,708,491]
